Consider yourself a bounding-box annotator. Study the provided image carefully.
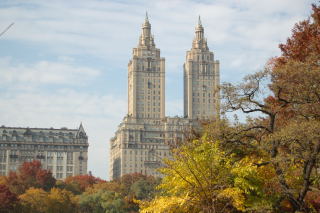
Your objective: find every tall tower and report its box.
[128,13,165,119]
[184,16,220,120]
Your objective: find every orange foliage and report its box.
[276,4,320,65]
[306,191,320,211]
[64,174,105,192]
[6,160,55,194]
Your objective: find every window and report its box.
[67,152,73,164]
[67,166,73,172]
[56,173,63,179]
[57,166,63,171]
[57,157,63,165]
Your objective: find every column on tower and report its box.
[128,13,165,120]
[183,16,220,120]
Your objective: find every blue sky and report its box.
[0,0,315,179]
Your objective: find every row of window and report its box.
[192,92,213,97]
[0,144,86,151]
[137,95,161,101]
[137,78,161,84]
[192,98,214,104]
[123,169,160,177]
[137,113,161,119]
[0,136,76,143]
[191,54,213,61]
[124,149,168,156]
[190,75,216,79]
[137,102,161,107]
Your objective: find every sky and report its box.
[0,0,316,179]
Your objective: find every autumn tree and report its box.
[62,174,104,194]
[19,187,77,213]
[19,188,49,213]
[0,184,19,213]
[78,189,125,213]
[6,160,56,195]
[78,173,159,213]
[46,188,78,213]
[219,3,320,212]
[139,136,276,213]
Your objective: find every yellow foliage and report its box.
[47,188,77,212]
[219,188,245,211]
[0,176,7,185]
[141,139,243,212]
[19,187,77,213]
[139,195,191,213]
[19,187,49,212]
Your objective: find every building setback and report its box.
[109,14,220,180]
[0,124,88,179]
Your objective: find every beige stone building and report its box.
[109,15,220,180]
[128,14,165,119]
[184,17,220,120]
[0,124,88,179]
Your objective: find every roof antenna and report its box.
[0,23,14,37]
[198,15,202,26]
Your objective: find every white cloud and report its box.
[0,58,100,86]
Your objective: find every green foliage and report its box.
[79,189,125,213]
[78,173,159,213]
[130,178,159,200]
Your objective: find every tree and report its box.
[19,187,78,213]
[63,174,104,194]
[219,3,320,212]
[276,4,320,64]
[46,188,78,213]
[0,184,19,213]
[130,178,159,200]
[139,137,274,213]
[79,173,159,213]
[78,189,125,213]
[6,160,56,195]
[19,188,48,213]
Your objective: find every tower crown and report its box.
[196,16,203,31]
[142,12,151,30]
[139,12,155,47]
[192,16,208,50]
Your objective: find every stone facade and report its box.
[110,15,220,180]
[109,116,196,180]
[0,124,88,179]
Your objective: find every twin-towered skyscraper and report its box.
[128,14,219,121]
[109,14,220,179]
